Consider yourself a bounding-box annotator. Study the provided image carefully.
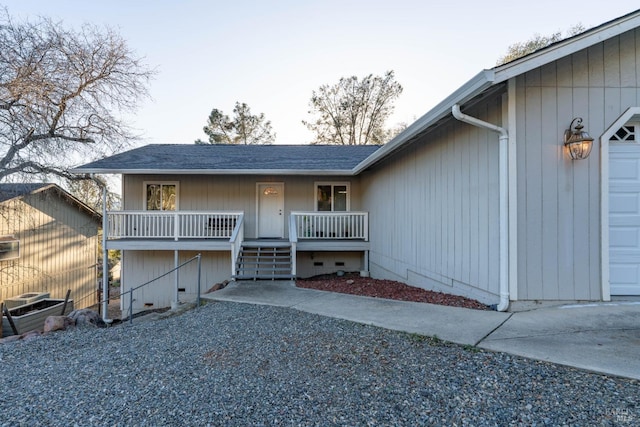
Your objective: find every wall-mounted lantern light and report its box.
[564,117,594,160]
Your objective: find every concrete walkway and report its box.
[201,280,640,380]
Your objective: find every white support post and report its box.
[101,183,110,322]
[173,250,179,308]
[291,242,297,277]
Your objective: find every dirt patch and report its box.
[296,273,491,310]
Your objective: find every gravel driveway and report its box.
[0,301,638,426]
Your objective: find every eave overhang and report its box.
[352,70,496,174]
[72,167,359,176]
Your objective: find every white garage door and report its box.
[609,123,640,295]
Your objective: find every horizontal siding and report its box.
[516,28,640,301]
[0,191,99,309]
[361,99,502,305]
[123,174,363,239]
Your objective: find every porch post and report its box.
[291,242,297,277]
[364,250,369,272]
[173,250,179,308]
[101,182,110,321]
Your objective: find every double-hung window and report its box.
[144,182,178,211]
[315,182,349,212]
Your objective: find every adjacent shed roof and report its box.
[0,183,51,203]
[0,183,100,220]
[73,144,381,175]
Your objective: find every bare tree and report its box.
[197,102,275,145]
[0,9,154,182]
[303,71,403,145]
[67,174,120,212]
[497,24,585,65]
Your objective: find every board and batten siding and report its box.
[121,250,229,314]
[123,174,363,239]
[515,28,640,301]
[0,191,99,308]
[361,99,502,305]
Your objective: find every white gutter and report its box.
[72,168,360,176]
[353,70,495,174]
[451,104,509,312]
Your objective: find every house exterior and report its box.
[75,9,640,314]
[0,184,101,309]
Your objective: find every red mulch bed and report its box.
[296,273,491,310]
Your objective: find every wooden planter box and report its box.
[2,299,74,337]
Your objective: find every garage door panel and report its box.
[610,138,640,295]
[609,227,640,249]
[609,193,640,214]
[610,263,640,283]
[610,158,640,180]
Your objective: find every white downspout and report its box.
[452,104,510,311]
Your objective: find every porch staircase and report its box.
[233,241,294,280]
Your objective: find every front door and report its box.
[257,183,284,238]
[609,123,640,295]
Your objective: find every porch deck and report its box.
[105,210,369,251]
[105,210,369,278]
[105,237,369,252]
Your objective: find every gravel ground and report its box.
[0,301,638,426]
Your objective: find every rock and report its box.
[206,280,229,293]
[346,279,355,285]
[43,316,76,333]
[68,309,106,328]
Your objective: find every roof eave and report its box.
[0,183,101,222]
[352,9,640,174]
[352,69,496,174]
[36,184,101,222]
[493,9,640,83]
[72,168,359,176]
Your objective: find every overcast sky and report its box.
[3,1,639,146]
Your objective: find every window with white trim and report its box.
[315,182,350,211]
[144,182,178,211]
[0,236,19,261]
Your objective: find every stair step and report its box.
[234,243,293,280]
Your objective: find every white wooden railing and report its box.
[230,214,245,276]
[290,212,368,241]
[107,211,244,240]
[289,215,298,276]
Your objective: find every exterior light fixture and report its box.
[564,117,594,160]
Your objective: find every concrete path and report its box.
[479,301,640,380]
[201,280,640,380]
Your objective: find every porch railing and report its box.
[107,211,244,240]
[230,213,245,276]
[290,211,368,241]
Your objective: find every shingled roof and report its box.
[74,144,381,175]
[0,183,52,203]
